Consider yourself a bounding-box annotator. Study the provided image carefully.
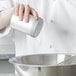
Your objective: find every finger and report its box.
[31,8,39,20]
[19,4,25,21]
[15,4,20,16]
[24,5,30,22]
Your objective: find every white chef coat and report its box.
[0,0,76,56]
[0,0,15,53]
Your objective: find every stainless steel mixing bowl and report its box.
[9,54,76,76]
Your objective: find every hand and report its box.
[15,4,39,22]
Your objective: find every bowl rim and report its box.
[9,53,76,68]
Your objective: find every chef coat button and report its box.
[51,19,54,23]
[50,44,52,48]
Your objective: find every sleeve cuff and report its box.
[0,26,12,38]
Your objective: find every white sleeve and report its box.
[0,0,13,11]
[0,0,14,38]
[0,26,12,38]
[0,0,19,38]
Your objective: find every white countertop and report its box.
[0,53,15,59]
[0,74,15,76]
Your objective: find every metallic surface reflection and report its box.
[9,54,76,76]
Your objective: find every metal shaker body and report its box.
[10,15,43,37]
